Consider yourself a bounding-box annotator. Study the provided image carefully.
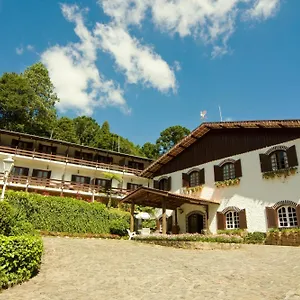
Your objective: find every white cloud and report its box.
[41,4,128,115]
[98,0,283,57]
[245,0,281,20]
[16,46,24,55]
[94,24,176,92]
[26,44,35,51]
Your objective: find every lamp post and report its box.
[0,156,14,201]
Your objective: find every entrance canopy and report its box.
[121,186,218,210]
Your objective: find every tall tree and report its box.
[52,117,79,144]
[156,125,190,154]
[0,73,36,133]
[141,142,159,159]
[73,116,102,147]
[23,63,58,135]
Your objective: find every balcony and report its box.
[0,174,132,200]
[0,145,142,175]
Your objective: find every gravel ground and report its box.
[1,237,300,300]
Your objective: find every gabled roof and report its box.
[140,119,300,178]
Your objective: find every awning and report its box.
[121,186,219,210]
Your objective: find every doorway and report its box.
[187,213,204,233]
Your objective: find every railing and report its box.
[0,174,132,197]
[0,145,142,175]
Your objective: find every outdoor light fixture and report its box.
[178,208,184,214]
[0,156,14,201]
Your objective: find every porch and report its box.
[121,186,219,234]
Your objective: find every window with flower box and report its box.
[214,159,242,183]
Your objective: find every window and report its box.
[96,155,113,164]
[189,171,200,187]
[277,206,298,228]
[95,178,110,188]
[225,211,239,229]
[38,144,57,155]
[11,139,33,150]
[222,163,235,180]
[128,161,144,170]
[71,175,90,184]
[75,151,93,161]
[11,167,29,177]
[127,183,141,190]
[159,178,168,191]
[32,169,51,179]
[270,151,289,171]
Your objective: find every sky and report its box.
[1,0,300,146]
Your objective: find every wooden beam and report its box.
[162,197,167,234]
[130,202,135,232]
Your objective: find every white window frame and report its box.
[225,211,239,229]
[277,206,298,228]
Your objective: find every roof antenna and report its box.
[218,105,223,122]
[200,110,207,120]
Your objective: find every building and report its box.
[0,129,152,203]
[124,119,300,234]
[2,120,300,234]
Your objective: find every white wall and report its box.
[154,138,300,233]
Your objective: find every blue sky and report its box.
[1,0,299,146]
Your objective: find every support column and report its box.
[162,198,167,234]
[175,208,178,226]
[130,202,135,232]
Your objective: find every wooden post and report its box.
[175,208,178,226]
[130,202,135,232]
[162,198,167,234]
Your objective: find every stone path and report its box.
[1,237,300,300]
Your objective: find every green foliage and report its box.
[6,191,130,236]
[142,219,157,230]
[53,117,79,143]
[134,233,243,243]
[217,229,246,237]
[141,142,159,159]
[243,232,266,244]
[156,125,190,154]
[39,230,121,239]
[0,235,43,289]
[0,201,13,236]
[9,221,37,237]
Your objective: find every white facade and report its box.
[154,138,300,233]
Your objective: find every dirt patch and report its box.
[1,237,300,300]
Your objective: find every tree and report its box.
[141,142,159,159]
[102,172,122,208]
[23,63,58,135]
[0,73,36,133]
[52,117,79,143]
[73,116,102,147]
[156,125,190,154]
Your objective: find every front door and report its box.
[188,213,203,233]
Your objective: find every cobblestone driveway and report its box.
[1,237,300,300]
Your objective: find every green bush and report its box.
[243,232,266,244]
[0,201,13,236]
[6,191,130,236]
[0,235,43,289]
[9,221,37,236]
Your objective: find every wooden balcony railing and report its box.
[0,145,142,175]
[0,174,132,197]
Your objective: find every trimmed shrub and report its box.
[0,235,43,289]
[243,232,266,244]
[6,191,130,236]
[217,229,247,237]
[9,221,37,236]
[0,201,13,236]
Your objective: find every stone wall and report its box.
[265,231,300,246]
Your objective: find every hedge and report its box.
[0,235,43,289]
[5,191,130,236]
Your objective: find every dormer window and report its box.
[222,163,235,180]
[270,150,288,171]
[189,171,200,187]
[260,145,298,173]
